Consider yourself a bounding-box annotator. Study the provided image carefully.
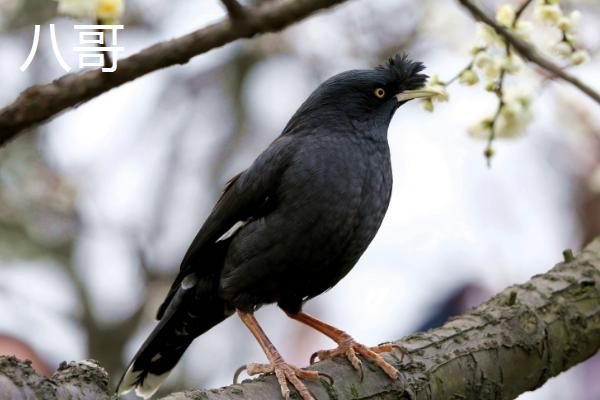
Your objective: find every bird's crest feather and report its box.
[376,54,428,90]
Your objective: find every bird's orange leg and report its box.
[236,310,321,400]
[287,311,402,380]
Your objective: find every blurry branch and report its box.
[565,99,600,246]
[60,228,146,381]
[0,0,350,147]
[514,0,533,21]
[457,0,600,105]
[211,49,262,188]
[4,237,600,399]
[71,64,231,382]
[79,123,186,378]
[221,0,246,19]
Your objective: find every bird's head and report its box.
[283,54,436,136]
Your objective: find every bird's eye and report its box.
[373,88,386,99]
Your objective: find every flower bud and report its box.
[496,4,516,28]
[552,41,572,57]
[570,49,590,66]
[97,0,124,22]
[535,4,563,25]
[468,118,493,139]
[459,69,479,86]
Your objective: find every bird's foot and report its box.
[234,361,330,400]
[310,335,401,381]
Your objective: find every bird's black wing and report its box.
[156,136,296,319]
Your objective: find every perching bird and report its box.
[117,54,435,400]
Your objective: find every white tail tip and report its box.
[117,364,171,399]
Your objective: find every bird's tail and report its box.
[116,286,230,398]
[116,243,232,398]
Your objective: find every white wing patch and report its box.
[181,274,198,290]
[216,220,247,242]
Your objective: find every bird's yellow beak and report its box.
[396,89,440,102]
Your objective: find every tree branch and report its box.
[221,0,247,20]
[3,237,600,399]
[0,0,350,147]
[161,237,600,399]
[457,0,600,106]
[0,357,111,399]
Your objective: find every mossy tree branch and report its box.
[2,237,600,399]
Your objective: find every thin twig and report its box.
[514,0,534,22]
[457,0,600,105]
[445,61,473,86]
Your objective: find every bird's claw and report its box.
[233,364,246,384]
[232,361,321,400]
[310,337,399,381]
[372,342,413,363]
[317,371,334,386]
[356,359,364,382]
[309,351,319,365]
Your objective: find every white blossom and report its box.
[513,21,533,41]
[468,118,493,139]
[558,10,581,32]
[496,4,516,28]
[557,16,571,32]
[502,54,522,74]
[496,107,529,138]
[484,81,497,92]
[496,88,533,138]
[570,49,590,65]
[474,53,503,81]
[55,0,96,19]
[569,10,581,28]
[418,74,449,112]
[97,0,124,21]
[504,87,532,109]
[53,0,124,21]
[469,89,533,140]
[476,23,504,48]
[459,69,479,86]
[564,32,576,46]
[423,74,449,101]
[535,3,563,25]
[551,41,572,57]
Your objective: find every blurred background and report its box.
[0,0,599,398]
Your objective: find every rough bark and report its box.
[0,0,350,146]
[2,237,600,399]
[0,357,112,399]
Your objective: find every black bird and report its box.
[117,54,435,400]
